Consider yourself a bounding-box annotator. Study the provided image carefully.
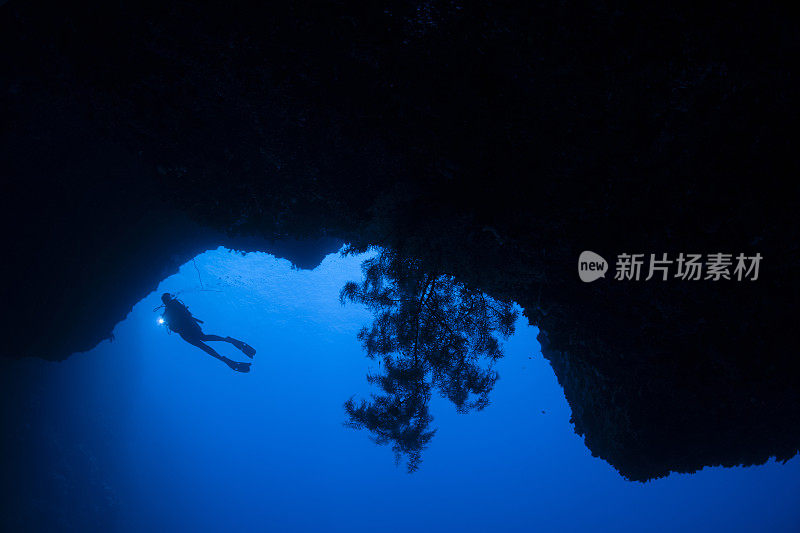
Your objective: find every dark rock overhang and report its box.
[2,0,798,482]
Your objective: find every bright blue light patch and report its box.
[4,246,798,532]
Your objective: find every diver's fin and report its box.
[227,360,251,373]
[226,336,256,358]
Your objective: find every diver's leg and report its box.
[199,334,226,342]
[181,334,251,372]
[200,334,256,358]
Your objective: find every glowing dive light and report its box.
[157,317,165,325]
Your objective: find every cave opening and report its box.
[2,246,798,531]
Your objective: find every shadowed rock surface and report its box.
[2,0,798,481]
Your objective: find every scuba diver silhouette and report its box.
[159,293,256,373]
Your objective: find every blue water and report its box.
[4,247,799,532]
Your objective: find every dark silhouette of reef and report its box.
[2,1,798,481]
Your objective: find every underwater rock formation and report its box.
[2,0,798,480]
